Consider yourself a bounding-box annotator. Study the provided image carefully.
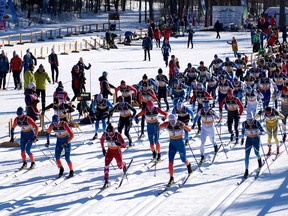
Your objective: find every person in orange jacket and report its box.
[10,51,23,90]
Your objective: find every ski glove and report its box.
[102,148,106,156]
[134,116,139,124]
[115,141,121,146]
[33,136,38,143]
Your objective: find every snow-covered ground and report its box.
[0,8,288,216]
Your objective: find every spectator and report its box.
[187,27,195,48]
[10,51,23,90]
[154,27,161,48]
[71,65,86,101]
[98,71,116,99]
[161,38,171,67]
[142,33,152,61]
[227,37,238,58]
[34,64,51,111]
[76,57,91,92]
[24,63,36,91]
[214,20,222,39]
[0,50,10,90]
[48,48,59,84]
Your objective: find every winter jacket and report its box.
[10,55,22,71]
[34,69,51,90]
[0,54,9,73]
[227,39,238,52]
[23,54,34,73]
[76,61,91,73]
[142,36,152,50]
[48,53,59,66]
[161,43,171,56]
[24,69,36,89]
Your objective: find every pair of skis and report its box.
[158,173,191,195]
[91,159,133,197]
[237,159,265,186]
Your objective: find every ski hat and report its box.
[176,101,183,110]
[246,86,252,93]
[265,107,272,115]
[200,61,204,65]
[214,54,218,59]
[26,48,30,53]
[225,57,230,62]
[120,80,126,85]
[102,71,108,77]
[39,64,44,68]
[97,94,103,101]
[142,74,148,80]
[146,100,154,110]
[106,123,115,133]
[28,82,36,90]
[206,73,211,79]
[158,68,163,74]
[52,115,60,125]
[117,95,124,103]
[16,107,24,116]
[141,81,148,90]
[29,63,34,70]
[252,62,257,68]
[168,114,177,126]
[203,100,210,110]
[227,89,233,96]
[197,83,203,89]
[58,81,63,89]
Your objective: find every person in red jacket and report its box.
[163,26,173,40]
[219,89,244,144]
[154,27,161,48]
[168,55,176,84]
[10,51,23,90]
[100,123,127,185]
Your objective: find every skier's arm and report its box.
[64,122,74,143]
[116,133,126,148]
[27,117,39,137]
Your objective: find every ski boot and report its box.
[276,145,280,155]
[185,139,189,146]
[58,166,64,178]
[29,162,36,169]
[157,153,161,161]
[187,163,192,174]
[235,138,239,144]
[68,170,74,178]
[167,176,174,186]
[266,145,272,157]
[197,129,201,135]
[200,155,205,164]
[104,178,109,187]
[191,124,195,129]
[152,150,157,159]
[20,161,27,170]
[283,134,286,143]
[230,133,234,141]
[258,158,264,169]
[243,169,249,179]
[92,132,98,140]
[214,145,219,154]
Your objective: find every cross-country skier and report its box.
[257,71,277,109]
[114,80,137,105]
[194,100,220,163]
[219,89,244,144]
[217,75,233,106]
[135,100,168,160]
[42,97,75,122]
[280,85,288,143]
[155,68,170,111]
[255,107,285,155]
[91,94,114,140]
[208,54,223,76]
[25,82,40,121]
[161,38,171,67]
[190,83,213,134]
[45,115,75,178]
[100,123,127,185]
[109,96,136,147]
[206,73,218,107]
[159,114,192,186]
[221,57,238,81]
[172,101,194,145]
[10,107,39,170]
[241,116,265,178]
[234,54,247,81]
[243,86,263,119]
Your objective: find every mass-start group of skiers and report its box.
[8,39,288,186]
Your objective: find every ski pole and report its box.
[154,161,157,177]
[48,148,56,161]
[34,142,55,165]
[278,122,288,155]
[215,123,228,159]
[187,142,202,173]
[259,139,271,175]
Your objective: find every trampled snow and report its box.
[0,8,287,216]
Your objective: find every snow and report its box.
[0,8,288,216]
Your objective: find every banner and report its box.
[8,0,18,24]
[200,0,206,18]
[0,0,6,19]
[241,0,248,24]
[212,6,244,27]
